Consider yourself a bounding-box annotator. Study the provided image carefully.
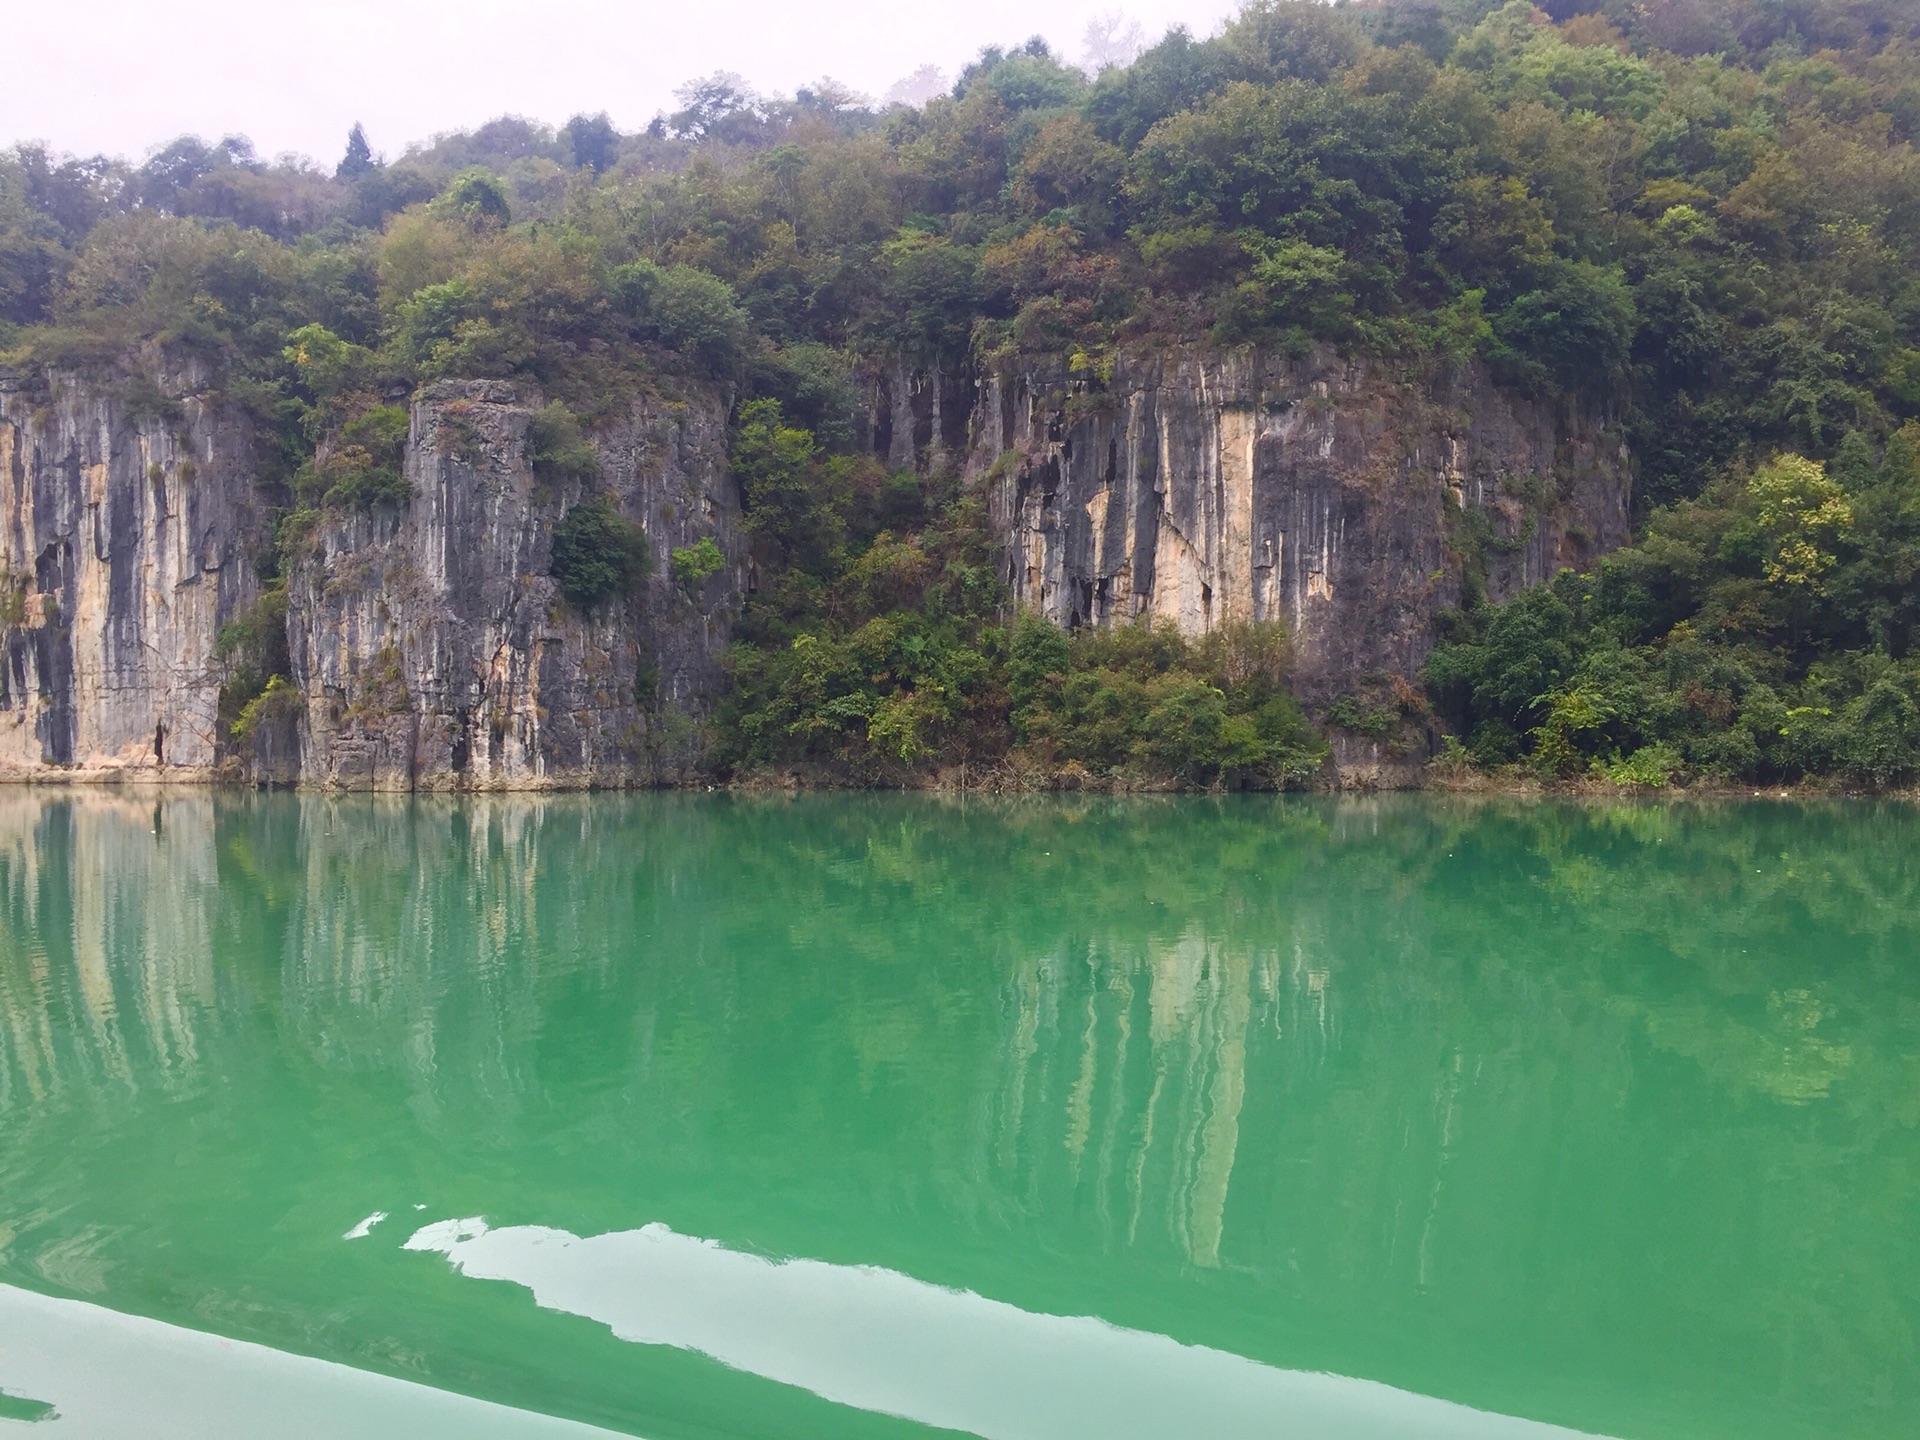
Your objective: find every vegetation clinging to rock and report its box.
[551,496,649,609]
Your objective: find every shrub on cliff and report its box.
[0,567,27,629]
[216,588,293,740]
[525,402,598,485]
[230,674,303,743]
[551,496,648,608]
[312,404,411,509]
[670,535,726,592]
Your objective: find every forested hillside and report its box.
[4,0,1920,787]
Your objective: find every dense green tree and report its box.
[438,168,511,229]
[561,112,619,174]
[336,124,375,181]
[550,497,648,608]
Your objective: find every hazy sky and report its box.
[3,0,1243,166]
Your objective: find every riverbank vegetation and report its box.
[3,0,1920,786]
[1430,435,1920,787]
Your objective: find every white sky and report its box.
[2,0,1244,166]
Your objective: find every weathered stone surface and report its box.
[289,380,743,790]
[958,348,1631,705]
[0,355,267,779]
[2,365,741,789]
[3,344,1626,789]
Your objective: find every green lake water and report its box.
[0,791,1916,1438]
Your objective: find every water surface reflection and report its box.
[0,792,1916,1439]
[405,1217,1605,1439]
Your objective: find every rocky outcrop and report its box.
[0,355,269,778]
[288,380,742,790]
[959,348,1631,705]
[3,343,1626,789]
[1,363,742,789]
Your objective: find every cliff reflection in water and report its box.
[1,792,1918,1440]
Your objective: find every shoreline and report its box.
[1,762,1904,803]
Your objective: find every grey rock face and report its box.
[957,348,1631,703]
[0,356,267,778]
[1,366,740,788]
[3,344,1626,788]
[288,380,742,790]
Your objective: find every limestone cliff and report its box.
[0,363,741,788]
[0,355,268,776]
[3,345,1626,789]
[956,348,1630,704]
[288,380,741,790]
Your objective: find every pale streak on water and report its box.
[0,1282,628,1440]
[406,1217,1614,1440]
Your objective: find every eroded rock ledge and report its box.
[964,348,1630,705]
[2,364,742,789]
[2,347,1628,789]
